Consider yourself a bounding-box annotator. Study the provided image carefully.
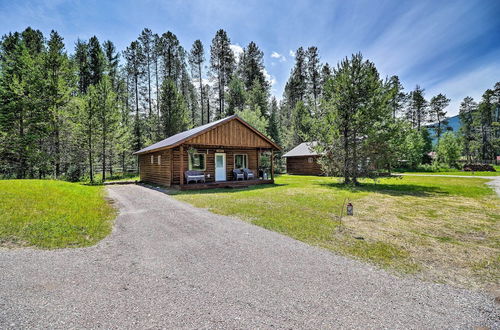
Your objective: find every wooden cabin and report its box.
[134,115,281,189]
[283,142,323,175]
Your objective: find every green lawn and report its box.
[397,165,500,176]
[0,180,116,249]
[81,172,139,184]
[173,175,500,288]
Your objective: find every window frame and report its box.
[150,155,154,164]
[188,153,206,171]
[308,157,314,164]
[234,154,248,169]
[158,155,161,165]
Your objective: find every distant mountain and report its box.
[426,114,461,144]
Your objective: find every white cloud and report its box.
[230,44,244,61]
[271,51,286,62]
[264,68,277,86]
[426,61,500,116]
[289,50,296,57]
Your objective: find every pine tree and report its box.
[189,40,205,124]
[429,93,451,143]
[306,46,320,111]
[103,40,119,85]
[124,41,144,151]
[476,89,495,160]
[284,47,307,109]
[313,53,388,184]
[268,97,281,145]
[407,85,427,130]
[160,79,189,137]
[459,96,477,162]
[226,76,246,115]
[153,33,162,136]
[320,63,332,98]
[386,75,406,118]
[138,28,154,134]
[88,36,105,86]
[210,29,235,119]
[240,41,267,91]
[0,30,47,178]
[160,31,181,83]
[94,76,119,182]
[247,79,268,118]
[74,39,91,94]
[44,30,73,177]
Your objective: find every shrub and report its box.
[463,164,496,172]
[436,132,462,168]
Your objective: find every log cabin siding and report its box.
[171,146,260,185]
[286,156,323,175]
[138,149,172,186]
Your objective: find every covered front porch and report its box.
[174,145,276,187]
[178,178,274,190]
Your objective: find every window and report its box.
[189,153,206,171]
[150,155,154,164]
[308,157,313,163]
[234,154,248,169]
[158,155,161,165]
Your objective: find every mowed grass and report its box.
[0,180,116,249]
[173,175,500,288]
[399,165,500,176]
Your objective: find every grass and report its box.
[396,165,500,176]
[0,180,116,249]
[173,175,500,288]
[79,172,139,185]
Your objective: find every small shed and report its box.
[283,142,323,175]
[134,115,281,189]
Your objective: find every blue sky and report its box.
[1,0,499,115]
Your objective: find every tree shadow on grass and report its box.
[318,181,448,197]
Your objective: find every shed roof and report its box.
[134,115,280,155]
[282,142,320,157]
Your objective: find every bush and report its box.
[463,164,496,172]
[62,165,83,182]
[436,132,462,168]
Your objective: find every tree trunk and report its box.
[198,62,203,125]
[352,130,358,185]
[55,117,60,178]
[134,73,141,149]
[88,129,93,183]
[343,126,349,184]
[155,58,160,137]
[102,134,106,182]
[18,108,25,179]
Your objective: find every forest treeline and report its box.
[0,27,499,182]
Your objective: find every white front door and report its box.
[215,153,226,181]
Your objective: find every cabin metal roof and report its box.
[282,142,320,157]
[134,115,280,155]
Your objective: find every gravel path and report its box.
[0,184,498,329]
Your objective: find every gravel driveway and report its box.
[0,184,498,329]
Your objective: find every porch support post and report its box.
[270,149,274,181]
[256,148,260,179]
[180,146,184,185]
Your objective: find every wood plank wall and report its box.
[138,149,172,186]
[286,156,323,175]
[188,120,273,148]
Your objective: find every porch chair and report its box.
[242,168,254,180]
[184,170,206,184]
[233,169,244,181]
